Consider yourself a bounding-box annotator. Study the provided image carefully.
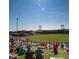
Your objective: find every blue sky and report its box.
[9,0,69,31]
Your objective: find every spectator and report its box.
[61,42,64,49]
[9,45,17,59]
[53,42,58,55]
[18,45,25,56]
[47,43,50,50]
[25,47,34,59]
[35,47,43,59]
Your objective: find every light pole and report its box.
[39,26,42,31]
[61,24,65,30]
[16,17,18,32]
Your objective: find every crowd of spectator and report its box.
[9,36,69,59]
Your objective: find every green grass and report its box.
[22,34,69,42]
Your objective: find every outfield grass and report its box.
[22,34,69,42]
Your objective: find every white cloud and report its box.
[41,7,65,18]
[38,0,40,2]
[41,7,46,11]
[38,3,40,6]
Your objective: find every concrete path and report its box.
[50,57,63,59]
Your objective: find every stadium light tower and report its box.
[39,26,42,31]
[61,24,65,30]
[16,17,19,31]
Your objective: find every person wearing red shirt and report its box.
[53,42,58,55]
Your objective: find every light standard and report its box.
[16,17,19,32]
